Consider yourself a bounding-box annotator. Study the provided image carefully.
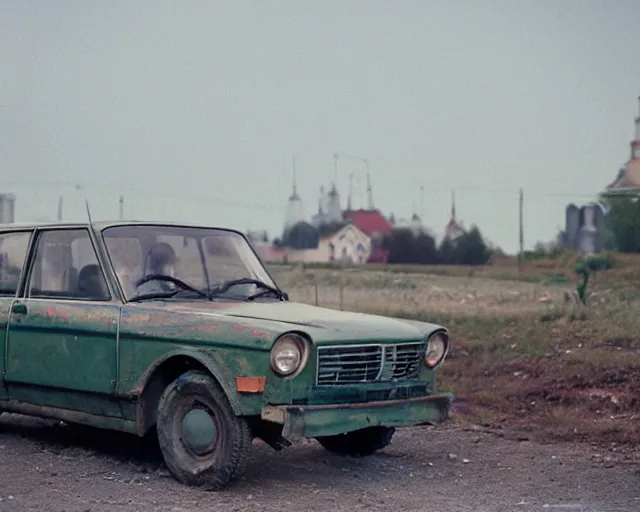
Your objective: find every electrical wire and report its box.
[2,179,602,208]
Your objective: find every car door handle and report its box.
[11,302,27,315]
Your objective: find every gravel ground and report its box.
[0,414,637,512]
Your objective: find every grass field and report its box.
[266,255,640,450]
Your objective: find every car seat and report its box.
[77,264,108,299]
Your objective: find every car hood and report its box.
[161,300,442,343]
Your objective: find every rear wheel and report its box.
[316,426,395,456]
[156,370,252,490]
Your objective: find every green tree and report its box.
[600,197,640,253]
[439,225,491,265]
[413,232,439,264]
[384,228,439,264]
[438,236,456,264]
[386,228,416,264]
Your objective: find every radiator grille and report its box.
[316,342,425,386]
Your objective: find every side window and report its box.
[0,231,32,296]
[28,229,111,301]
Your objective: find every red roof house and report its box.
[343,209,393,263]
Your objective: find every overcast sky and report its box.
[1,1,639,253]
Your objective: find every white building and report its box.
[287,223,371,264]
[284,180,306,230]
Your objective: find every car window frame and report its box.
[99,223,282,303]
[0,227,36,298]
[21,226,119,303]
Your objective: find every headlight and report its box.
[270,333,309,377]
[425,331,449,368]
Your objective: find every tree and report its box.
[456,225,491,265]
[386,228,415,264]
[438,225,491,265]
[600,196,640,253]
[385,228,439,264]
[413,231,439,264]
[282,222,320,250]
[438,236,456,264]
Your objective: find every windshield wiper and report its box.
[129,275,210,303]
[128,290,179,303]
[208,278,288,301]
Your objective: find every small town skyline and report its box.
[2,3,640,254]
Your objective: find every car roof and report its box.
[0,220,244,234]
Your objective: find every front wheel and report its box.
[156,370,252,490]
[315,426,395,456]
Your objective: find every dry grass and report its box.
[266,261,640,449]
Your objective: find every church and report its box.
[559,97,640,254]
[279,175,391,264]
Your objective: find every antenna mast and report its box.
[365,160,373,210]
[85,199,93,225]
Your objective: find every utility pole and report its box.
[518,188,524,272]
[57,196,63,221]
[420,184,424,220]
[333,153,372,209]
[365,160,373,210]
[347,173,354,211]
[119,195,124,220]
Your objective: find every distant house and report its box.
[287,223,371,264]
[342,209,392,263]
[252,243,290,264]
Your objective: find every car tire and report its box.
[315,426,395,456]
[156,370,252,490]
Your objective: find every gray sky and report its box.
[2,1,639,253]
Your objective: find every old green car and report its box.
[0,221,452,490]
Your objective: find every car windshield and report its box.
[101,224,279,301]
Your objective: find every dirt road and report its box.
[0,414,637,512]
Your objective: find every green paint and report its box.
[0,221,452,447]
[6,385,124,417]
[0,300,11,400]
[262,393,454,438]
[5,300,120,394]
[181,408,217,455]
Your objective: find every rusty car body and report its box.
[0,221,453,489]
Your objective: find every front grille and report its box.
[316,342,425,386]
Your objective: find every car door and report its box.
[0,229,34,401]
[4,227,120,409]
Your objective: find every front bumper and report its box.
[261,393,454,438]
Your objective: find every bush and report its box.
[584,252,613,271]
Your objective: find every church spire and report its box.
[451,190,456,219]
[635,95,640,141]
[289,156,300,201]
[366,165,373,210]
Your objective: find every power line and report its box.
[3,179,602,200]
[3,181,283,213]
[2,179,603,222]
